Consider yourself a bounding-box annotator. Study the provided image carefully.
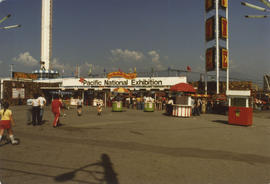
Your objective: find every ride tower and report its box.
[34,0,58,79]
[205,0,229,94]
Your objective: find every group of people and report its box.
[28,93,47,126]
[26,93,64,128]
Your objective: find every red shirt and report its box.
[51,99,62,113]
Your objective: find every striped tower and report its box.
[41,0,53,71]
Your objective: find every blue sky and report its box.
[0,0,269,84]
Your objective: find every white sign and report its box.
[12,88,25,99]
[62,77,187,88]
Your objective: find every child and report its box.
[97,99,103,116]
[0,101,19,145]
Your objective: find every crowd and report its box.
[0,91,225,145]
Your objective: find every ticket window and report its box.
[228,97,250,108]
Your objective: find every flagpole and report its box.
[216,0,220,94]
[226,0,230,92]
[204,4,208,95]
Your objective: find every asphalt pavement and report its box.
[0,105,270,184]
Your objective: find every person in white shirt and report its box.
[38,94,46,122]
[32,93,40,126]
[77,96,83,116]
[97,99,103,116]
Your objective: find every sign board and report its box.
[220,0,228,9]
[12,72,38,80]
[206,47,216,71]
[205,16,215,41]
[220,47,228,70]
[107,71,137,79]
[205,0,214,12]
[219,16,228,40]
[62,77,187,88]
[12,88,25,99]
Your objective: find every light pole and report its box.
[0,14,21,30]
[241,1,270,18]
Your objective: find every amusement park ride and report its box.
[241,0,270,18]
[0,14,20,30]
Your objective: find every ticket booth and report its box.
[226,90,252,126]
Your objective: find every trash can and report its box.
[226,90,252,126]
[112,101,123,112]
[144,102,155,112]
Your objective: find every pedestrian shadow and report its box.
[162,112,171,116]
[212,120,228,125]
[54,153,119,184]
[40,120,48,125]
[212,120,252,127]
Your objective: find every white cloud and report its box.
[13,52,38,66]
[51,58,75,74]
[148,50,160,63]
[148,50,165,70]
[110,49,144,62]
[0,0,5,3]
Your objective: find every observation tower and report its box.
[33,0,58,79]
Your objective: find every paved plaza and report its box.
[0,105,270,184]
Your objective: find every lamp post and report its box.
[0,14,21,30]
[241,1,270,18]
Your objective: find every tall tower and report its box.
[41,0,53,71]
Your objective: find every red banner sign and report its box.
[206,47,216,71]
[220,0,228,9]
[220,16,228,40]
[205,0,214,12]
[220,48,228,70]
[107,71,137,79]
[206,16,215,42]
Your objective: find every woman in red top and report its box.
[51,94,62,128]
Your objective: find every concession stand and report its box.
[144,96,155,112]
[112,87,129,112]
[226,90,253,126]
[170,83,196,117]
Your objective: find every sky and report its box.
[0,0,270,84]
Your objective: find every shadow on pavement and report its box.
[54,153,119,184]
[212,120,228,125]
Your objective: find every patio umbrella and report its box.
[170,83,196,93]
[113,87,129,93]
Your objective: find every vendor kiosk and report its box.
[144,102,155,112]
[112,101,123,112]
[226,90,252,126]
[172,96,192,117]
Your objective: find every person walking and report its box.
[77,96,83,116]
[97,98,103,116]
[51,94,63,128]
[38,93,46,123]
[0,101,19,145]
[32,93,41,126]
